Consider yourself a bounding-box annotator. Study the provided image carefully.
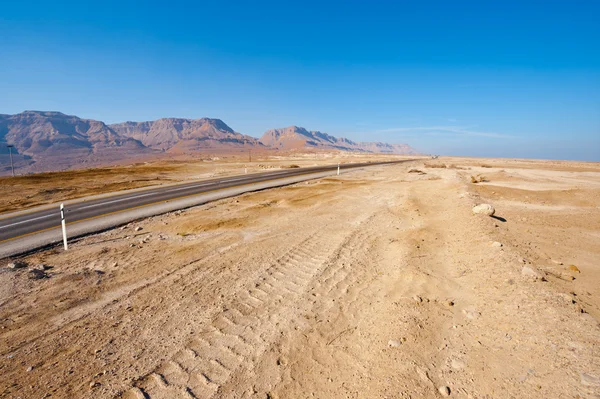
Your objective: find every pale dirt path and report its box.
[0,161,599,398]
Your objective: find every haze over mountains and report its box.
[0,111,417,175]
[260,126,416,154]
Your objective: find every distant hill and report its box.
[0,111,153,174]
[0,112,417,175]
[110,118,263,153]
[259,126,417,154]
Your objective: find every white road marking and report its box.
[0,214,55,230]
[219,177,252,182]
[0,168,336,231]
[78,192,156,210]
[168,182,214,192]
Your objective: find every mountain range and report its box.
[260,126,416,154]
[0,111,417,175]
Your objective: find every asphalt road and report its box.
[0,160,410,244]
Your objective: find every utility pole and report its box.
[6,145,14,177]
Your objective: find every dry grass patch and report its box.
[0,164,182,214]
[425,163,447,169]
[470,175,488,183]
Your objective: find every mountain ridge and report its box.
[0,111,417,175]
[260,125,417,154]
[109,117,262,153]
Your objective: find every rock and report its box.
[557,293,576,304]
[560,273,575,281]
[31,264,52,271]
[388,339,402,347]
[451,358,465,370]
[134,226,143,232]
[7,260,28,269]
[26,366,33,372]
[550,259,564,265]
[522,266,544,281]
[413,295,423,303]
[491,241,503,247]
[462,308,481,319]
[28,269,50,280]
[568,265,580,273]
[472,204,495,216]
[438,385,451,396]
[581,373,600,386]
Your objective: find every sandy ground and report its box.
[0,152,412,214]
[0,157,599,398]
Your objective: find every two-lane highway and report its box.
[0,160,412,245]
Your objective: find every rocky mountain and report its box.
[110,118,263,153]
[259,126,417,154]
[0,112,417,175]
[0,111,153,173]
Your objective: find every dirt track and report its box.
[1,159,599,398]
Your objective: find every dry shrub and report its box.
[408,169,425,174]
[446,164,467,170]
[480,164,493,168]
[470,175,487,183]
[425,163,447,169]
[287,164,301,168]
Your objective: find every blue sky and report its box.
[1,0,599,160]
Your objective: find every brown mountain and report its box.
[0,112,417,176]
[110,118,263,153]
[259,126,418,154]
[0,111,153,174]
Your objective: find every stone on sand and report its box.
[491,241,503,247]
[568,264,580,273]
[522,266,544,281]
[7,260,27,269]
[462,308,481,319]
[581,373,600,386]
[451,358,465,370]
[438,385,451,396]
[472,203,495,216]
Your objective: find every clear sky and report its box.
[1,0,599,160]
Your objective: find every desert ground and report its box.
[0,156,599,398]
[0,152,406,214]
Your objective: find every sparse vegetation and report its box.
[425,163,447,168]
[470,174,488,183]
[408,169,426,174]
[0,164,182,214]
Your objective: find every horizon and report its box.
[1,1,599,161]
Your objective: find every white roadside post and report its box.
[337,163,340,175]
[60,203,68,250]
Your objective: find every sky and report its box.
[1,0,599,160]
